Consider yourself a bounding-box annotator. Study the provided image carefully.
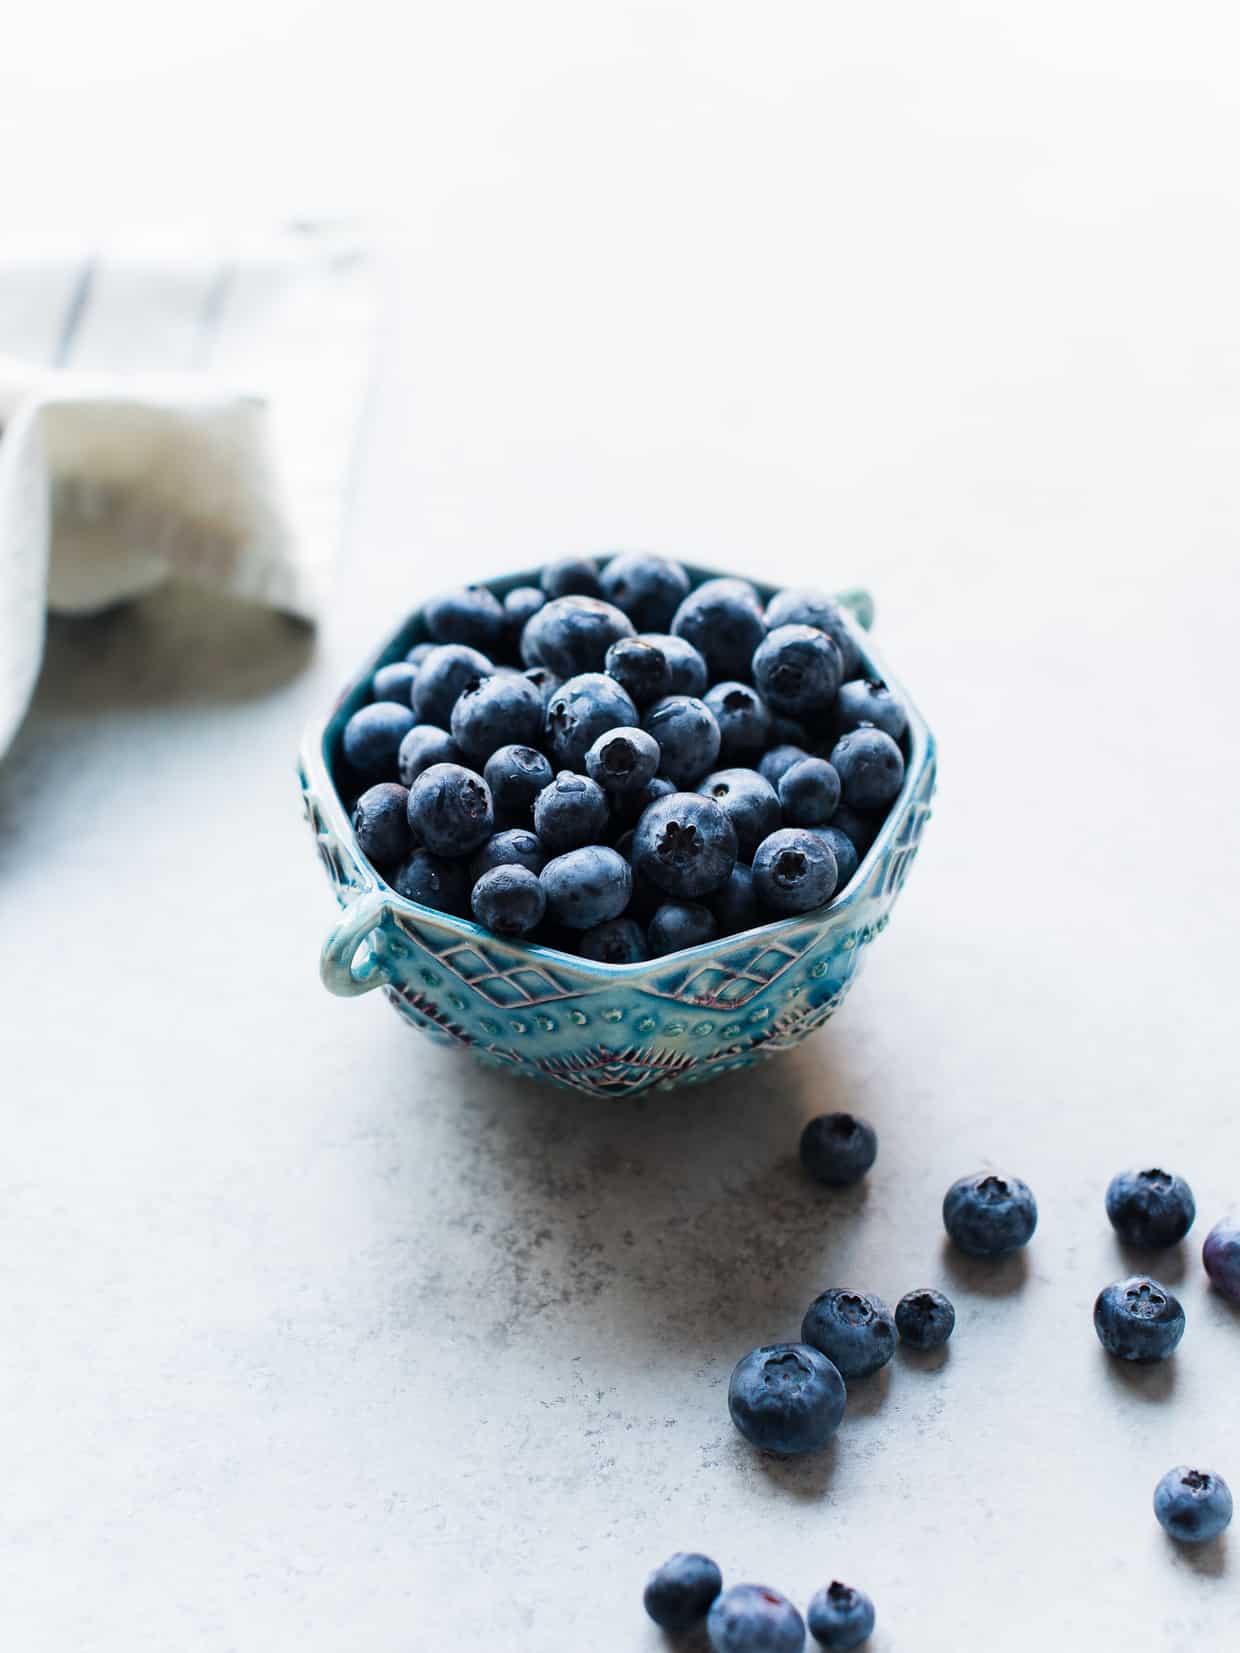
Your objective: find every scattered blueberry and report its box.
[643,694,722,785]
[894,1289,956,1351]
[632,791,738,898]
[502,585,545,642]
[707,1584,806,1653]
[763,588,861,678]
[579,917,649,963]
[1203,1216,1240,1302]
[807,826,859,893]
[469,827,546,881]
[705,681,772,761]
[423,583,507,652]
[483,744,554,824]
[806,1581,875,1650]
[649,902,717,956]
[604,635,673,707]
[540,845,633,929]
[521,596,634,678]
[835,677,907,742]
[671,577,767,682]
[698,768,782,859]
[1105,1168,1196,1249]
[352,783,413,868]
[758,743,812,786]
[584,725,661,794]
[371,661,418,707]
[643,1552,724,1632]
[942,1173,1038,1257]
[1094,1276,1185,1361]
[470,864,546,936]
[391,848,470,916]
[752,828,837,914]
[398,724,463,787]
[778,758,841,826]
[533,771,610,853]
[545,672,639,771]
[341,701,417,783]
[609,771,677,829]
[752,625,842,718]
[727,1343,846,1456]
[768,715,810,748]
[801,1289,897,1381]
[412,643,494,727]
[407,762,495,856]
[829,728,905,810]
[522,664,562,708]
[706,863,760,933]
[639,632,709,697]
[799,1113,877,1187]
[540,555,602,600]
[450,670,544,761]
[599,552,690,630]
[1154,1467,1233,1544]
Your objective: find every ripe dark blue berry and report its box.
[371,661,418,707]
[752,828,837,913]
[341,701,417,783]
[698,768,782,859]
[643,1552,723,1632]
[642,694,722,786]
[639,632,709,697]
[943,1173,1038,1257]
[727,1342,846,1456]
[406,762,495,856]
[830,728,905,810]
[648,901,717,956]
[391,848,470,916]
[801,1289,896,1381]
[469,828,545,881]
[608,771,677,829]
[758,743,811,786]
[533,772,610,853]
[706,864,760,934]
[704,680,771,761]
[671,577,766,682]
[1203,1217,1240,1302]
[502,584,545,640]
[895,1289,956,1351]
[599,552,690,630]
[578,917,649,963]
[1094,1276,1185,1361]
[413,644,494,727]
[808,825,859,893]
[398,724,463,787]
[1105,1168,1196,1248]
[352,783,413,867]
[835,677,907,742]
[522,664,561,708]
[450,671,544,761]
[584,726,660,794]
[521,596,634,678]
[544,672,639,771]
[470,864,546,936]
[603,635,673,707]
[799,1113,877,1187]
[829,805,880,858]
[763,588,861,678]
[1154,1468,1233,1544]
[423,583,507,652]
[632,792,738,899]
[708,1585,805,1653]
[540,846,633,929]
[483,744,554,824]
[778,758,841,826]
[539,555,602,599]
[806,1580,875,1650]
[752,624,842,718]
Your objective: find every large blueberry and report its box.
[698,768,782,860]
[778,758,841,826]
[764,588,861,678]
[835,677,907,742]
[1105,1168,1196,1249]
[895,1289,956,1351]
[1154,1467,1233,1544]
[341,702,417,784]
[942,1173,1037,1257]
[371,661,418,707]
[752,829,837,914]
[520,596,634,677]
[707,863,760,935]
[413,644,495,727]
[352,783,413,868]
[584,726,661,794]
[638,632,709,697]
[423,583,507,652]
[1094,1276,1185,1361]
[533,772,610,853]
[540,846,633,929]
[632,792,737,899]
[643,1551,723,1632]
[727,1342,846,1455]
[801,1289,896,1381]
[671,577,766,682]
[483,744,554,824]
[806,1581,875,1650]
[391,848,470,916]
[758,744,812,786]
[603,636,673,707]
[544,672,639,771]
[579,917,649,963]
[407,762,495,856]
[807,825,859,893]
[397,724,463,787]
[450,671,544,762]
[705,681,772,762]
[540,555,602,599]
[469,827,546,881]
[799,1113,877,1187]
[648,901,717,956]
[599,552,690,630]
[470,864,546,936]
[707,1585,805,1653]
[643,694,721,785]
[829,728,905,810]
[752,625,842,718]
[1203,1216,1240,1302]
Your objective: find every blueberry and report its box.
[806,1581,875,1650]
[643,1552,724,1632]
[758,744,812,786]
[829,728,905,810]
[707,1585,806,1653]
[341,701,417,783]
[769,715,810,747]
[397,724,463,787]
[835,677,907,742]
[469,827,545,881]
[942,1173,1038,1257]
[671,577,766,682]
[609,772,677,829]
[503,585,546,643]
[643,694,722,785]
[483,744,554,824]
[752,829,837,914]
[404,640,438,667]
[522,665,562,708]
[584,726,661,794]
[413,644,495,727]
[603,636,673,707]
[579,917,649,963]
[1154,1467,1233,1544]
[649,902,717,956]
[696,768,780,860]
[705,681,772,761]
[829,805,881,859]
[807,826,859,893]
[371,661,418,707]
[799,1113,877,1187]
[544,672,639,770]
[727,1342,846,1456]
[1094,1276,1185,1361]
[540,555,602,599]
[706,864,760,934]
[1203,1216,1240,1302]
[540,846,633,929]
[599,552,690,630]
[521,596,634,677]
[352,783,413,868]
[533,772,610,853]
[801,1289,896,1381]
[638,632,709,697]
[764,588,861,678]
[470,864,546,936]
[752,625,842,718]
[407,762,495,856]
[778,758,841,826]
[423,583,507,652]
[391,848,470,916]
[1104,1168,1195,1249]
[449,671,544,762]
[632,792,738,899]
[894,1289,956,1351]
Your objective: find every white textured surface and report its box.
[3,6,1240,1650]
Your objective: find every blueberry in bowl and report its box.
[300,557,936,1095]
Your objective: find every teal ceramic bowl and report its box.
[299,564,936,1096]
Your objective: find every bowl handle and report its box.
[835,588,875,630]
[320,889,392,997]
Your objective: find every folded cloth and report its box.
[0,224,375,756]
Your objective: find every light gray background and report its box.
[3,5,1240,1649]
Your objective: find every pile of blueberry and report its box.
[644,1553,875,1652]
[336,554,909,960]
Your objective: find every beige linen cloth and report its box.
[0,225,374,756]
